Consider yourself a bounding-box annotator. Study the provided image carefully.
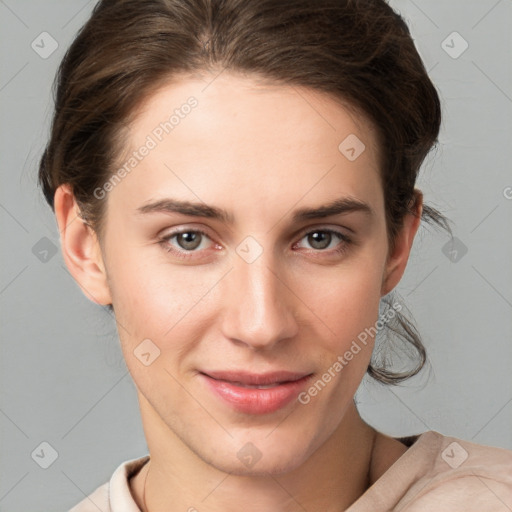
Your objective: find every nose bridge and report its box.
[220,245,298,349]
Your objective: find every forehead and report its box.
[109,71,384,221]
[126,71,380,157]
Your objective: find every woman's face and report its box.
[89,72,413,475]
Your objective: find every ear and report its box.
[54,184,112,306]
[381,190,423,296]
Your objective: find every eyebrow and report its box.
[135,196,374,224]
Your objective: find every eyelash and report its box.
[158,227,353,260]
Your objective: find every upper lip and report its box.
[201,370,312,386]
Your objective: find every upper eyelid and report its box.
[295,225,350,238]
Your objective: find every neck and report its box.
[132,398,378,512]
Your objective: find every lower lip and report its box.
[200,374,312,414]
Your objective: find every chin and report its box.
[213,450,310,477]
[197,430,320,477]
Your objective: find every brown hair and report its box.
[38,0,452,384]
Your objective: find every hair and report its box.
[38,0,452,384]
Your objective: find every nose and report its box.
[219,248,299,351]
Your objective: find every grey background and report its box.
[1,0,511,510]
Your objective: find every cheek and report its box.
[334,277,382,351]
[295,258,384,349]
[104,254,207,374]
[303,270,383,403]
[108,248,215,331]
[107,259,213,401]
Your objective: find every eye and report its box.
[158,229,216,257]
[295,228,352,254]
[158,226,353,260]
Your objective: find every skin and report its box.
[55,71,422,511]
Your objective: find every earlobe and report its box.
[381,190,423,297]
[54,184,112,306]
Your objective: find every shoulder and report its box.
[67,455,150,512]
[400,431,512,512]
[68,482,109,512]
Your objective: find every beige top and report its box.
[69,431,512,511]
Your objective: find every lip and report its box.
[199,370,313,414]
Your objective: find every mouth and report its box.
[199,370,313,414]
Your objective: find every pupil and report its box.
[309,231,331,249]
[178,232,201,250]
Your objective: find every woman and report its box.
[38,0,512,510]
